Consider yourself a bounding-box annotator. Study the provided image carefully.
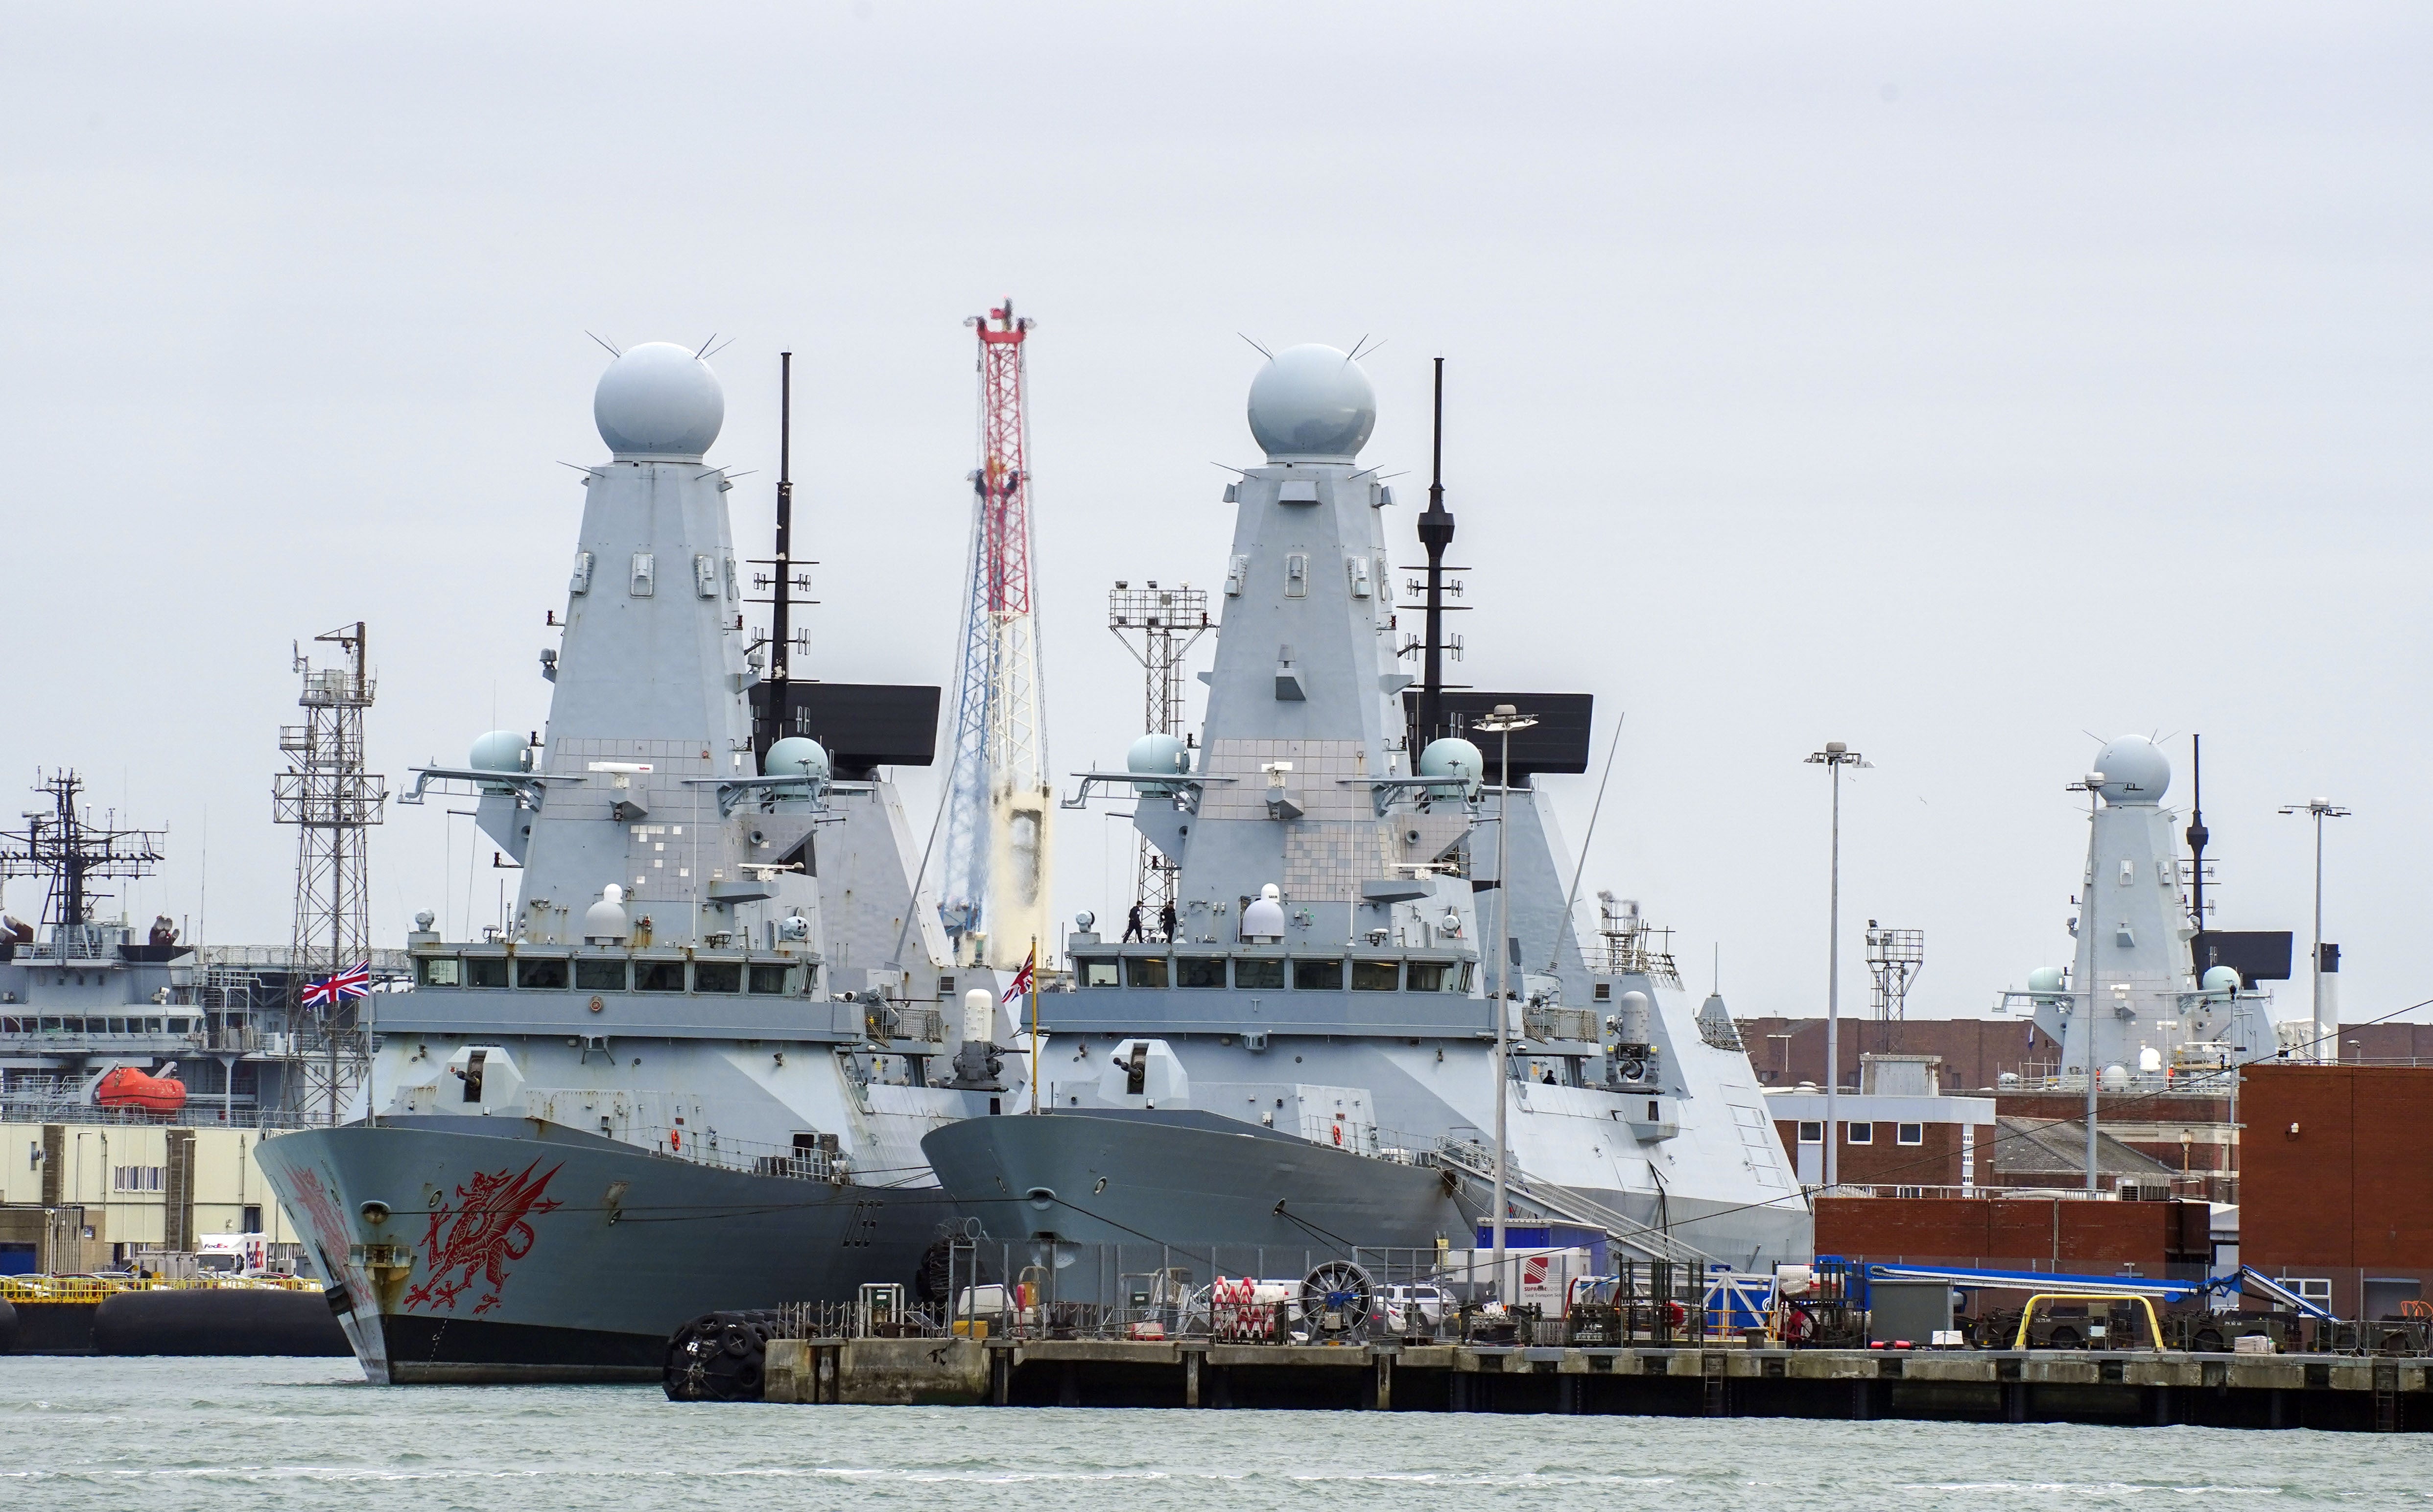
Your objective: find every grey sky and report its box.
[3,3,2425,1027]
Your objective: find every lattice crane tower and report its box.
[1864,920,1924,1054]
[273,622,388,1125]
[1109,579,1209,922]
[940,302,1052,969]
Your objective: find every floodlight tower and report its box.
[1864,921,1924,1054]
[273,623,388,1125]
[940,302,1052,969]
[1108,579,1209,924]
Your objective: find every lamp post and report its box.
[1475,703,1536,1276]
[1803,741,1868,1190]
[2279,797,2350,1063]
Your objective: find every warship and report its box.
[253,341,1018,1383]
[921,345,1808,1269]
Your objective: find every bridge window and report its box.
[1078,958,1118,988]
[465,957,509,989]
[748,965,791,994]
[516,958,569,990]
[693,961,742,994]
[1294,959,1344,992]
[575,959,626,992]
[417,956,461,987]
[1351,960,1399,992]
[1126,956,1170,990]
[1234,957,1285,990]
[1176,956,1227,989]
[634,960,685,992]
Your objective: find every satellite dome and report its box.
[1247,344,1376,462]
[1126,733,1191,796]
[2202,964,2241,997]
[469,730,530,795]
[763,736,830,786]
[2093,735,2170,806]
[1242,882,1287,941]
[582,884,629,944]
[594,341,725,461]
[1418,737,1484,798]
[2026,965,2068,999]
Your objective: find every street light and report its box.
[1803,741,1869,1190]
[2279,797,2350,1063]
[1474,703,1536,1276]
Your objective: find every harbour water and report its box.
[1,1357,2419,1510]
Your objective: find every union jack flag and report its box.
[302,963,372,1009]
[999,947,1036,1005]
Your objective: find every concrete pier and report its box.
[758,1338,2430,1431]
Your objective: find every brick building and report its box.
[1766,1054,1995,1192]
[2241,1062,2433,1318]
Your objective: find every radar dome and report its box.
[2093,734,2170,805]
[763,736,831,785]
[2203,964,2241,997]
[1247,344,1376,462]
[594,341,725,461]
[2026,965,2067,998]
[1126,733,1191,796]
[469,730,529,772]
[1418,737,1484,798]
[1242,881,1286,941]
[582,884,629,944]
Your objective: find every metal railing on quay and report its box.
[762,1240,1721,1350]
[0,1274,320,1303]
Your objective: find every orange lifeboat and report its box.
[95,1066,187,1113]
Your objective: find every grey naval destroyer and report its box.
[255,342,1020,1383]
[921,346,1808,1270]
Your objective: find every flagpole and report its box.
[1027,937,1040,1115]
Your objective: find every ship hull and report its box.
[257,1116,943,1384]
[921,1108,1467,1252]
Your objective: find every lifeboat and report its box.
[95,1065,187,1113]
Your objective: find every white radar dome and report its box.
[763,736,831,785]
[1418,737,1484,797]
[1247,343,1376,462]
[594,341,725,461]
[2026,965,2067,998]
[2093,734,2170,806]
[469,730,529,772]
[1242,881,1286,941]
[1127,733,1191,796]
[583,885,630,944]
[2203,965,2241,996]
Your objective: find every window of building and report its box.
[1234,957,1285,990]
[1294,958,1344,992]
[574,959,626,992]
[516,957,569,991]
[747,965,790,994]
[633,960,685,992]
[417,956,461,987]
[1351,960,1399,992]
[465,956,509,989]
[1797,1121,1823,1144]
[1846,1122,1874,1145]
[1078,958,1119,988]
[692,961,742,994]
[1126,956,1170,990]
[1176,956,1227,989]
[1896,1122,1924,1146]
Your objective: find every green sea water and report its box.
[2,1356,2423,1510]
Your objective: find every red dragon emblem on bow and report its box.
[404,1159,564,1315]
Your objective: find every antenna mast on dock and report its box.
[274,623,388,1126]
[1864,921,1924,1053]
[1108,579,1209,925]
[940,302,1052,969]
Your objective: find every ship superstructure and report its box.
[251,342,1018,1383]
[922,345,1806,1269]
